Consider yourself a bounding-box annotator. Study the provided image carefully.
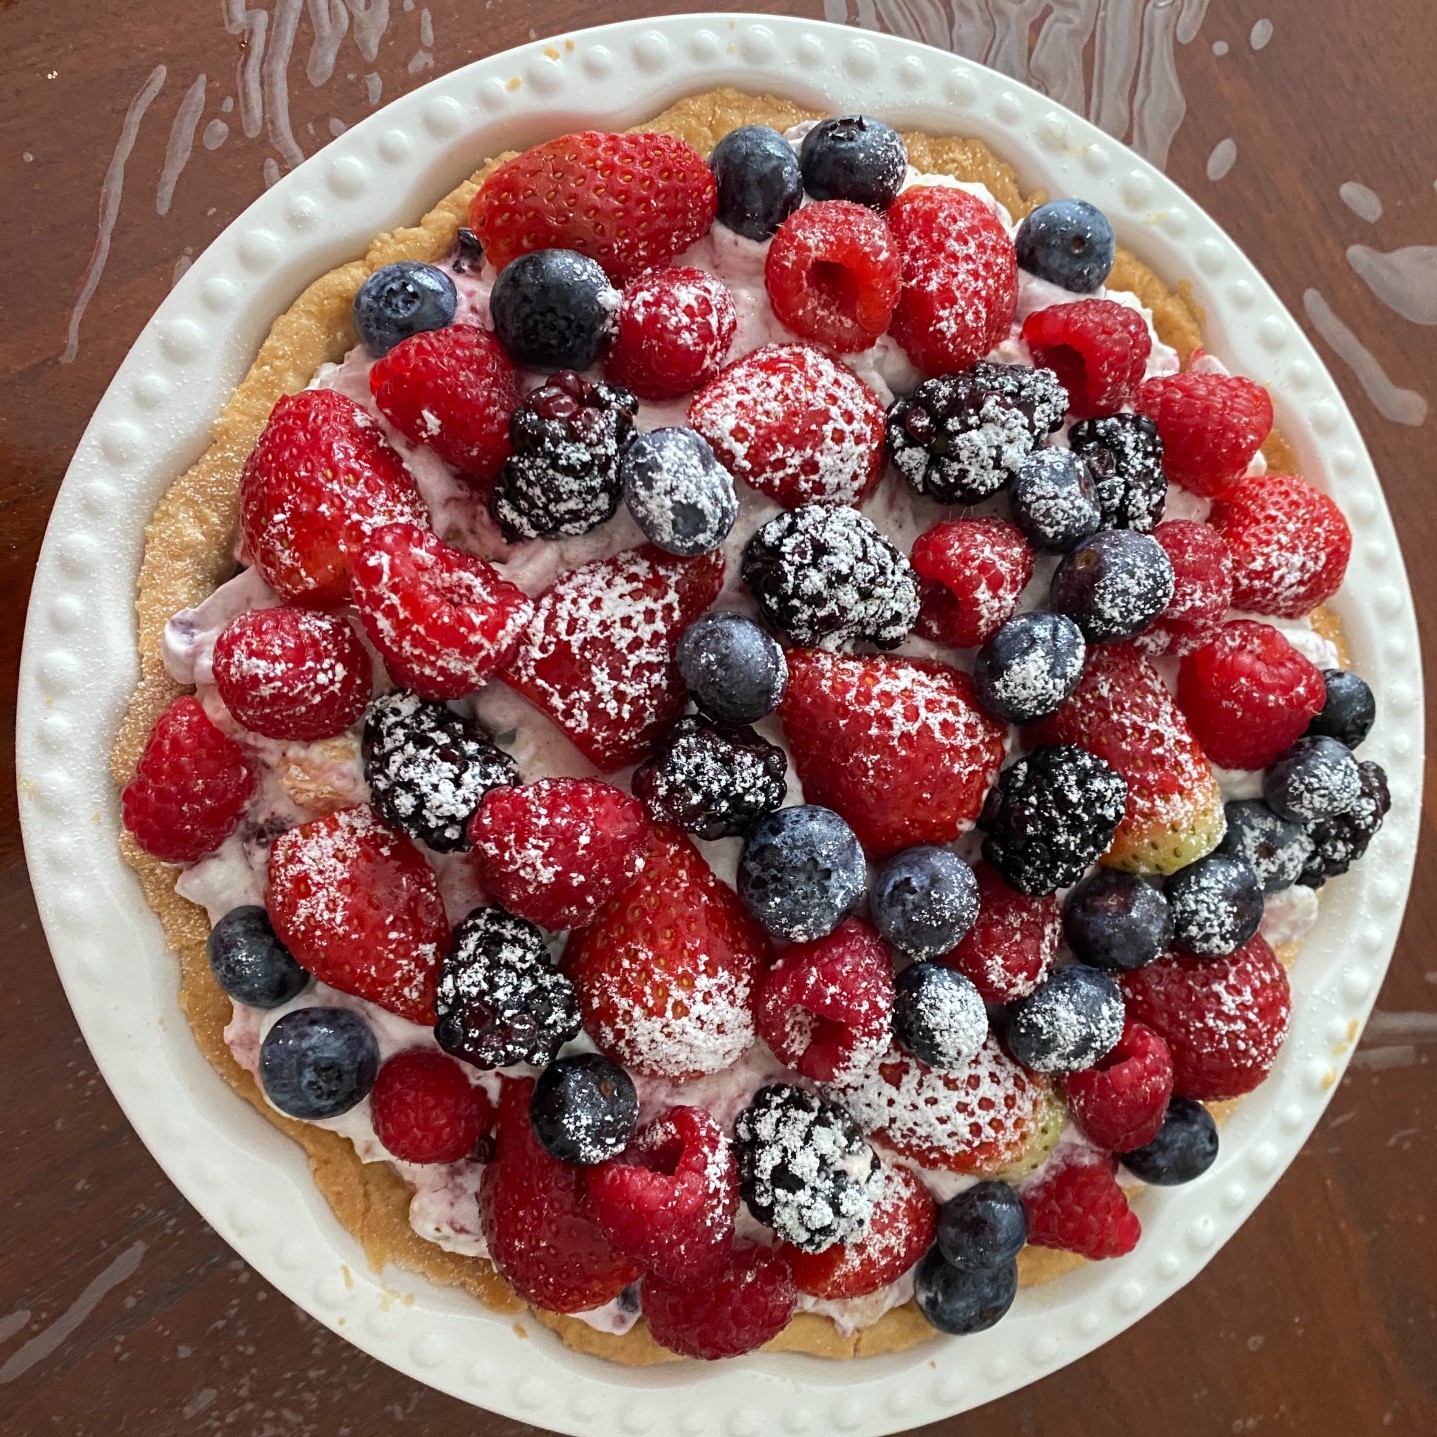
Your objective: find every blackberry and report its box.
[1299,759,1390,888]
[434,907,581,1069]
[732,1084,883,1253]
[632,715,787,840]
[1068,413,1167,532]
[741,504,918,650]
[886,363,1066,504]
[1217,799,1314,894]
[489,371,639,542]
[363,691,518,852]
[978,744,1128,896]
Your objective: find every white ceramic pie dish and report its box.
[17,13,1423,1434]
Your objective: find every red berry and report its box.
[1136,371,1273,497]
[267,804,450,1023]
[239,389,427,604]
[1176,619,1326,770]
[1022,299,1151,418]
[468,130,717,284]
[1120,936,1291,1100]
[1063,1021,1174,1152]
[212,607,371,741]
[688,343,887,509]
[1022,1150,1141,1259]
[584,1106,739,1282]
[350,522,532,700]
[370,1050,494,1164]
[753,918,894,1083]
[909,517,1034,649]
[121,695,254,864]
[479,1077,642,1312]
[1134,520,1234,658]
[887,185,1018,376]
[643,1244,797,1360]
[500,544,724,772]
[779,649,1007,857]
[604,266,737,401]
[764,200,901,353]
[1209,474,1352,618]
[469,778,648,931]
[369,324,520,484]
[940,861,1060,1003]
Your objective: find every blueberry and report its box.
[620,426,737,556]
[799,115,908,211]
[1263,735,1362,824]
[1164,853,1263,957]
[353,260,458,357]
[259,1007,379,1120]
[1005,964,1125,1072]
[1063,870,1172,972]
[936,1181,1028,1270]
[1008,449,1102,553]
[207,905,310,1007]
[1216,799,1314,894]
[1120,1097,1218,1183]
[489,248,618,370]
[1014,199,1117,293]
[973,611,1086,725]
[677,611,788,725]
[529,1053,638,1166]
[892,962,988,1069]
[913,1247,1018,1335]
[1307,669,1376,749]
[1049,529,1175,643]
[871,846,979,958]
[709,125,804,240]
[737,805,866,942]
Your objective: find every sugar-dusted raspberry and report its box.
[1134,520,1234,658]
[643,1245,797,1360]
[369,323,520,484]
[1177,618,1326,770]
[1022,1150,1140,1259]
[351,522,533,700]
[212,607,371,741]
[689,343,887,509]
[1021,299,1152,418]
[940,861,1061,1003]
[1136,371,1273,497]
[910,517,1034,650]
[1209,474,1352,618]
[604,266,736,401]
[121,695,255,864]
[1063,1020,1173,1153]
[370,1049,494,1164]
[764,199,901,352]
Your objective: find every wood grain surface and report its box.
[1,1,1434,1433]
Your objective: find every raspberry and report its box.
[212,607,371,741]
[764,199,901,352]
[1022,1151,1141,1259]
[350,523,533,700]
[1133,520,1234,658]
[239,389,427,604]
[886,185,1018,376]
[121,695,254,864]
[583,1106,739,1282]
[370,1050,494,1164]
[267,804,449,1023]
[468,778,649,931]
[1177,619,1326,770]
[940,862,1060,1003]
[1120,936,1291,1099]
[604,266,736,401]
[753,918,894,1083]
[468,130,717,284]
[369,323,520,484]
[1136,371,1273,497]
[689,344,887,509]
[479,1077,642,1312]
[909,517,1035,649]
[643,1245,797,1360]
[1209,474,1352,618]
[1063,1021,1174,1152]
[1021,299,1151,418]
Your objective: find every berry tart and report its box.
[112,88,1388,1365]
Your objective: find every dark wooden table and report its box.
[3,2,1434,1433]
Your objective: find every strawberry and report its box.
[1022,299,1151,418]
[940,861,1060,1003]
[1022,1150,1141,1259]
[642,1245,797,1360]
[909,517,1034,649]
[370,1050,494,1165]
[1133,519,1234,658]
[604,266,737,401]
[1137,371,1273,497]
[1063,1020,1173,1153]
